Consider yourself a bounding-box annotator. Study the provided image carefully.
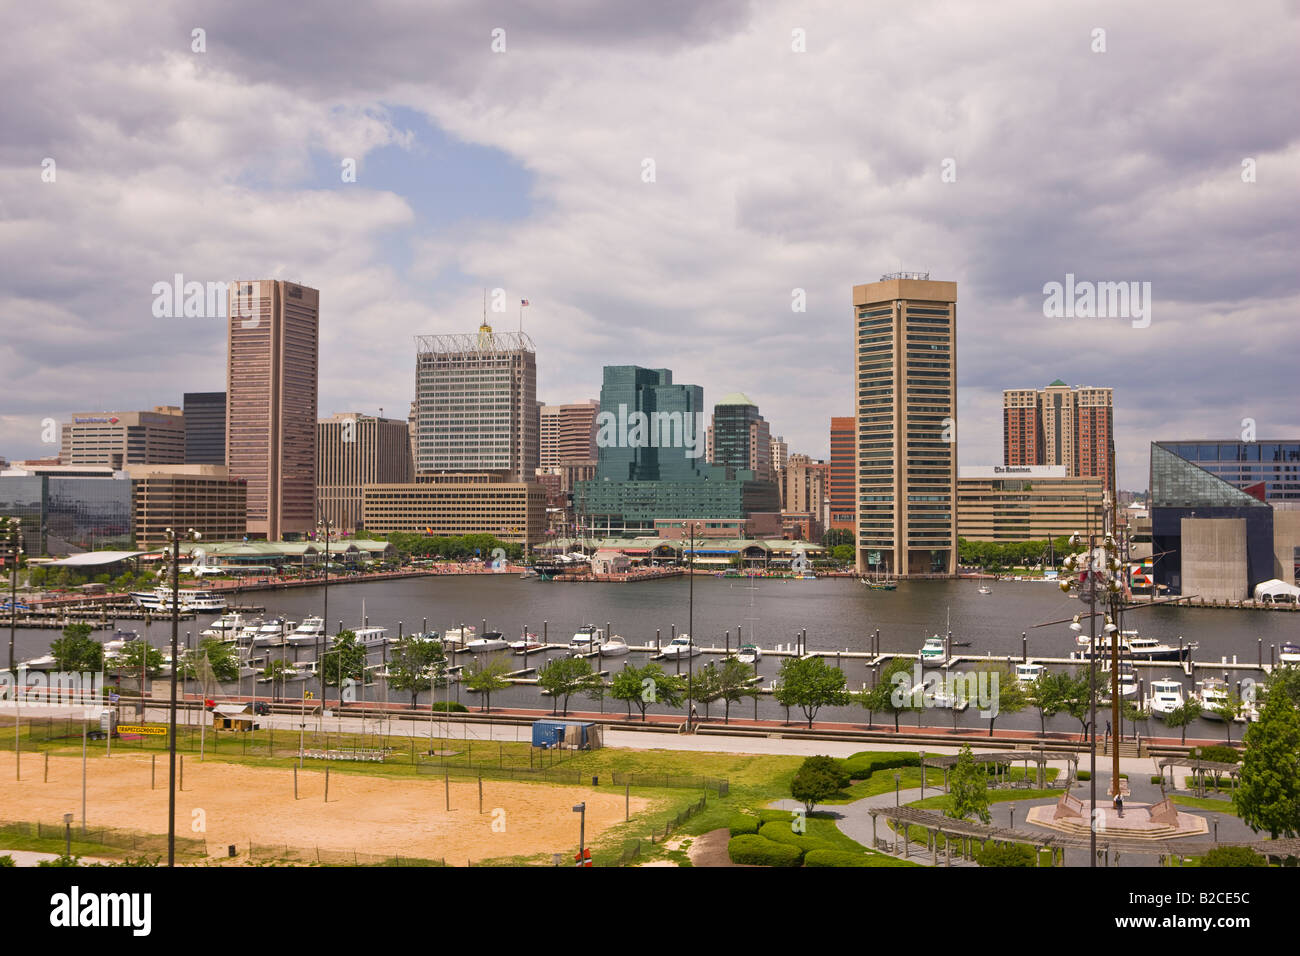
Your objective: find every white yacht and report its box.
[736,644,762,665]
[1076,629,1194,662]
[442,625,476,647]
[1280,642,1300,665]
[660,635,701,659]
[1197,678,1232,720]
[350,626,389,649]
[251,617,292,647]
[509,631,544,653]
[464,631,508,652]
[130,586,227,612]
[919,636,948,666]
[600,636,630,657]
[1015,662,1045,686]
[18,654,58,672]
[286,616,327,647]
[1147,679,1186,719]
[977,585,992,595]
[570,626,606,655]
[201,612,253,642]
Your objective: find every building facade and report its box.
[225,279,319,540]
[708,393,772,482]
[1003,381,1115,495]
[361,475,546,544]
[60,407,186,468]
[318,413,415,532]
[829,416,855,532]
[127,464,248,547]
[853,274,958,576]
[956,465,1105,542]
[0,466,134,554]
[414,324,538,481]
[1153,440,1300,504]
[183,392,226,464]
[540,400,599,468]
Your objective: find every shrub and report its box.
[842,752,920,781]
[792,759,848,812]
[804,849,874,867]
[757,821,834,861]
[1192,745,1241,764]
[1150,775,1164,784]
[1076,770,1091,781]
[0,855,14,867]
[727,835,802,867]
[976,842,1036,867]
[1200,846,1266,868]
[800,755,851,789]
[728,813,759,836]
[429,702,468,712]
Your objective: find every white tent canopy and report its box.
[1254,579,1300,603]
[44,551,145,566]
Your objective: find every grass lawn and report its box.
[1170,794,1239,816]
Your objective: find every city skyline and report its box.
[2,3,1295,491]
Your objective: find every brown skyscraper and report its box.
[226,280,319,540]
[853,274,958,577]
[829,416,855,531]
[1003,381,1115,496]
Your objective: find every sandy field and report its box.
[0,751,646,865]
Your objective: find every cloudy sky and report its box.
[2,0,1297,489]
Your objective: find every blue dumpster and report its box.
[531,720,592,748]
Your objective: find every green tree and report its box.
[320,630,366,687]
[947,744,991,824]
[386,637,446,707]
[1164,699,1201,746]
[1058,670,1100,738]
[50,623,103,672]
[821,529,854,548]
[830,544,854,564]
[1200,846,1266,867]
[716,657,758,723]
[978,662,1028,737]
[1264,664,1300,710]
[860,656,921,732]
[1030,670,1070,736]
[462,653,512,713]
[536,656,604,717]
[687,662,724,720]
[610,662,684,722]
[1213,692,1242,744]
[116,640,164,677]
[791,755,849,814]
[1234,688,1300,839]
[774,656,850,729]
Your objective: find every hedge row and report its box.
[757,821,835,862]
[727,835,802,867]
[804,849,874,867]
[728,814,759,836]
[841,751,921,782]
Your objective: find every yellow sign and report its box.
[304,691,314,699]
[117,724,168,736]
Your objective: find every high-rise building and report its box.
[60,407,186,468]
[853,273,958,576]
[1003,381,1115,496]
[829,416,855,532]
[540,400,599,467]
[783,454,827,513]
[770,435,788,473]
[183,392,226,464]
[708,394,772,482]
[127,464,248,547]
[317,413,415,532]
[414,323,538,480]
[225,279,319,541]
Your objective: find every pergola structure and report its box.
[1155,756,1241,796]
[867,805,1298,867]
[922,750,1080,791]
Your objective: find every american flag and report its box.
[521,299,530,307]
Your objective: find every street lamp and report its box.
[315,515,334,705]
[163,526,200,868]
[686,521,697,733]
[894,772,901,807]
[4,516,23,677]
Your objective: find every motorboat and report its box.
[569,625,606,655]
[1146,679,1186,719]
[201,612,254,642]
[977,585,992,595]
[600,635,630,657]
[18,654,58,672]
[736,644,762,665]
[251,617,292,647]
[464,631,508,652]
[1015,661,1045,687]
[1197,678,1232,720]
[1100,661,1139,700]
[919,636,948,666]
[1280,642,1300,665]
[509,631,544,653]
[660,635,701,659]
[286,616,327,647]
[350,626,389,649]
[930,686,969,710]
[442,625,476,647]
[1076,629,1194,662]
[101,630,140,656]
[257,666,307,683]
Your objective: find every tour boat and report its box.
[1280,642,1300,665]
[919,636,948,666]
[660,635,701,659]
[599,635,630,657]
[1197,678,1232,720]
[286,616,327,646]
[130,586,227,612]
[1146,679,1186,718]
[464,631,509,652]
[1015,661,1045,686]
[736,644,762,665]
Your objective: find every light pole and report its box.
[686,521,698,733]
[164,526,199,868]
[4,516,23,677]
[315,515,334,707]
[572,802,586,865]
